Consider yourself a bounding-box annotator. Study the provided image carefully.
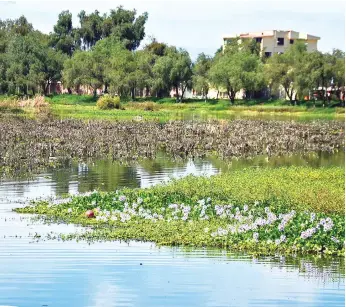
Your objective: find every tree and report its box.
[104,42,136,98]
[144,37,167,56]
[193,53,212,101]
[265,41,308,102]
[49,10,79,57]
[5,31,64,95]
[77,6,148,51]
[152,46,192,102]
[63,49,104,97]
[209,42,263,103]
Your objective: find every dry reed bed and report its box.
[0,118,344,176]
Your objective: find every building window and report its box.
[224,39,232,45]
[289,39,294,44]
[255,37,262,43]
[277,37,284,45]
[264,52,272,57]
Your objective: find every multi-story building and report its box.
[222,30,320,56]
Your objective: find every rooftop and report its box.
[223,30,320,40]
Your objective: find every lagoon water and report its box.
[0,153,344,307]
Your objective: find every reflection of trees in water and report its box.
[176,246,344,284]
[77,160,141,192]
[208,150,345,171]
[49,150,345,196]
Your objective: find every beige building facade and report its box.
[223,30,320,56]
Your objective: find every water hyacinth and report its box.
[15,191,345,256]
[301,228,317,240]
[119,195,127,202]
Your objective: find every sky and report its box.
[0,0,345,60]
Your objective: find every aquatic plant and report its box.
[0,118,344,177]
[15,167,345,256]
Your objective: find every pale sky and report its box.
[0,0,345,60]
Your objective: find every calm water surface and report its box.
[0,153,344,307]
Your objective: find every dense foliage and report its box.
[0,10,344,103]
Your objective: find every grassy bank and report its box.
[46,95,344,121]
[15,167,345,256]
[1,94,344,121]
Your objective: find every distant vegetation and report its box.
[0,7,344,105]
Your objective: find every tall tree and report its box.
[265,41,308,102]
[193,53,212,101]
[77,6,148,51]
[50,10,78,57]
[209,42,263,103]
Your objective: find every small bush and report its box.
[96,95,121,110]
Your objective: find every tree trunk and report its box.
[131,88,135,100]
[175,87,179,103]
[93,88,97,99]
[216,90,219,100]
[44,82,50,96]
[181,84,187,103]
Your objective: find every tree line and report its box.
[0,7,344,103]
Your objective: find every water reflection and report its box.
[0,151,344,307]
[41,150,346,196]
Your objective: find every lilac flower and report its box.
[331,236,340,243]
[253,232,259,242]
[198,199,205,206]
[243,205,249,212]
[119,195,126,202]
[67,208,72,213]
[300,227,317,239]
[206,197,211,203]
[137,197,143,204]
[310,213,316,222]
[280,235,286,242]
[169,204,179,210]
[132,203,138,209]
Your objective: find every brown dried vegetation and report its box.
[0,118,344,177]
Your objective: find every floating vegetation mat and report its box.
[0,118,344,177]
[15,167,345,256]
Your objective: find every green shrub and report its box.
[96,95,121,110]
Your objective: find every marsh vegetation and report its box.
[0,117,343,177]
